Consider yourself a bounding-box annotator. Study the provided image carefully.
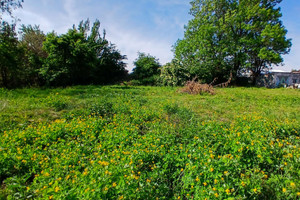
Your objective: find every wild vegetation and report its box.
[0,86,299,199]
[0,1,299,199]
[0,0,293,88]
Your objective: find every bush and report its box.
[159,60,189,86]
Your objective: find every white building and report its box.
[257,70,300,88]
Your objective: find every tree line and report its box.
[0,0,292,88]
[0,18,128,88]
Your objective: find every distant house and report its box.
[257,70,300,88]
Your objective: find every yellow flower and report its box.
[181,168,184,172]
[210,168,214,172]
[214,193,219,198]
[112,182,117,187]
[214,179,218,184]
[212,187,216,191]
[203,182,207,186]
[195,177,199,182]
[253,188,257,193]
[224,171,229,175]
[54,187,60,193]
[226,188,230,194]
[282,188,287,193]
[290,182,295,188]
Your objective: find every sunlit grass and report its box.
[0,86,299,199]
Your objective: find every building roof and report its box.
[269,69,290,73]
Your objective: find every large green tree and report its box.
[41,29,94,86]
[174,0,291,84]
[41,19,128,86]
[20,25,47,85]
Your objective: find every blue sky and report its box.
[8,0,300,71]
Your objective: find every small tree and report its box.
[131,52,161,85]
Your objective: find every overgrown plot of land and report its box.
[0,86,299,199]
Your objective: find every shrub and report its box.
[159,60,189,86]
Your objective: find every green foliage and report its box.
[174,0,292,84]
[19,25,47,86]
[41,19,128,86]
[41,30,93,86]
[159,60,189,86]
[89,100,114,117]
[0,22,25,88]
[43,93,70,111]
[131,52,161,85]
[0,19,127,88]
[0,86,299,199]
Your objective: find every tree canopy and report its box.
[131,52,161,85]
[0,0,23,20]
[0,19,128,88]
[40,19,128,86]
[174,0,292,84]
[0,22,24,87]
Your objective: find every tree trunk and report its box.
[0,67,9,88]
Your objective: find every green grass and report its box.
[0,86,299,199]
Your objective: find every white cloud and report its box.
[13,9,52,32]
[105,22,174,71]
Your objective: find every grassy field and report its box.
[0,86,299,199]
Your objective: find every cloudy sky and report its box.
[8,0,300,71]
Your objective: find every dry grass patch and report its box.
[180,80,215,95]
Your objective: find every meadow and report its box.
[0,86,299,199]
